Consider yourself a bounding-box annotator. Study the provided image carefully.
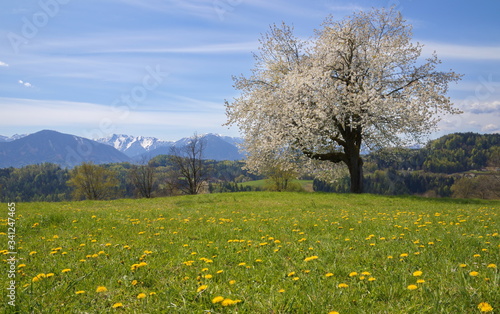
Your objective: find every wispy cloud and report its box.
[461,101,500,115]
[421,41,500,61]
[0,61,8,67]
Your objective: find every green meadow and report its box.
[1,192,499,313]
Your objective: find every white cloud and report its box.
[0,61,8,67]
[0,97,226,137]
[420,41,500,61]
[461,101,500,115]
[482,124,499,132]
[18,80,32,87]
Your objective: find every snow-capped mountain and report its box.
[95,134,173,157]
[0,134,28,142]
[96,133,245,160]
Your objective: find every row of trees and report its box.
[0,135,262,202]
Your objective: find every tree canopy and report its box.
[225,8,462,193]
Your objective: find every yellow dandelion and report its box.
[149,292,156,296]
[459,263,467,268]
[413,271,423,276]
[328,312,340,314]
[407,284,418,290]
[137,293,147,299]
[112,303,123,308]
[96,286,108,292]
[29,251,37,256]
[469,271,479,277]
[46,273,55,278]
[487,264,497,269]
[292,277,299,281]
[349,272,358,277]
[417,279,425,283]
[212,296,224,304]
[287,272,296,277]
[131,280,138,286]
[368,277,376,282]
[278,289,285,293]
[203,274,213,279]
[216,270,223,274]
[75,290,85,294]
[361,271,371,276]
[338,283,349,288]
[325,273,334,277]
[197,284,208,292]
[304,255,319,262]
[238,262,246,266]
[61,269,71,273]
[221,298,242,306]
[400,253,408,258]
[478,302,493,312]
[229,280,236,285]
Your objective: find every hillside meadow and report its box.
[1,192,499,313]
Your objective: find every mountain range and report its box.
[0,130,244,168]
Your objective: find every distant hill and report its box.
[97,133,244,161]
[0,130,130,168]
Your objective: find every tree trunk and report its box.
[346,148,364,194]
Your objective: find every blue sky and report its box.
[1,0,499,141]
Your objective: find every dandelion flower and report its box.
[229,280,236,285]
[278,289,285,293]
[338,283,349,288]
[221,298,241,306]
[197,285,208,292]
[459,264,467,268]
[469,271,479,277]
[131,280,138,286]
[304,256,318,262]
[413,271,423,276]
[349,272,358,277]
[368,277,376,282]
[417,279,425,283]
[487,264,497,269]
[212,296,224,304]
[61,269,71,273]
[96,286,107,292]
[112,303,123,308]
[292,277,299,281]
[407,284,418,290]
[75,290,85,295]
[17,264,26,268]
[400,253,409,258]
[46,273,54,278]
[328,312,340,314]
[287,272,296,277]
[478,302,493,312]
[325,273,334,277]
[137,293,146,299]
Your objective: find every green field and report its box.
[1,192,499,313]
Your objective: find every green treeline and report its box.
[0,132,498,202]
[0,158,261,202]
[314,133,499,198]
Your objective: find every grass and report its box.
[241,179,314,191]
[1,192,499,313]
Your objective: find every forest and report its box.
[0,132,498,202]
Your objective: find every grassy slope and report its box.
[1,192,499,313]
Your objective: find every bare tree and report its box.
[169,133,208,195]
[129,158,156,198]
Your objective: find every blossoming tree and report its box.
[225,8,462,193]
